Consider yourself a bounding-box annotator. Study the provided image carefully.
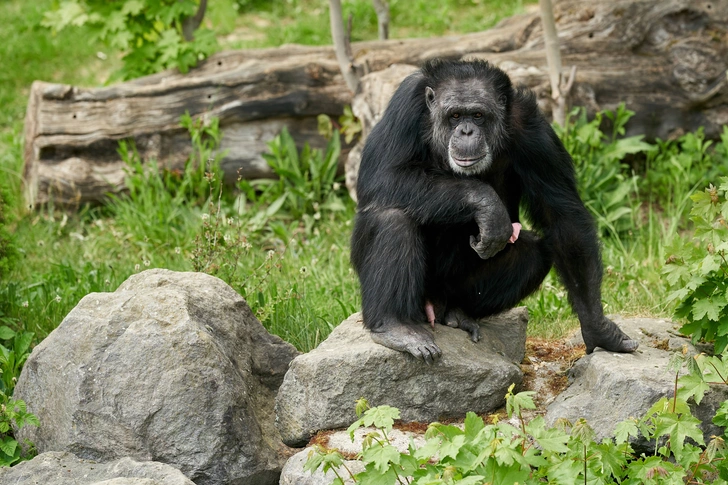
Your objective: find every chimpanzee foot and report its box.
[370,319,442,364]
[582,316,639,354]
[444,307,480,343]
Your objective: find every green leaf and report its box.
[303,446,325,473]
[482,458,531,485]
[677,372,710,405]
[357,462,398,485]
[455,476,488,485]
[121,0,144,16]
[614,419,639,445]
[505,386,536,419]
[463,412,484,440]
[713,400,728,428]
[0,436,17,457]
[666,287,689,302]
[702,254,722,274]
[493,441,527,467]
[527,417,570,453]
[412,437,442,461]
[546,455,583,484]
[653,411,704,454]
[157,29,182,66]
[362,444,400,473]
[355,398,370,417]
[439,434,466,461]
[0,327,15,341]
[595,441,629,480]
[14,331,34,358]
[625,455,684,484]
[362,405,400,432]
[693,296,726,322]
[571,417,596,445]
[42,1,88,30]
[398,452,419,476]
[21,413,41,428]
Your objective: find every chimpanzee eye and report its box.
[451,113,460,119]
[474,113,483,119]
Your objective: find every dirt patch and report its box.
[521,337,585,415]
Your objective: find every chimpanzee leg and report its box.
[449,230,552,317]
[351,208,441,362]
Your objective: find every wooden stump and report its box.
[23,0,728,206]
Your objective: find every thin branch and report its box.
[182,0,208,42]
[329,0,360,93]
[539,0,562,100]
[346,13,354,60]
[563,65,577,94]
[539,0,567,125]
[372,0,390,40]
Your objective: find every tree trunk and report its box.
[23,0,728,207]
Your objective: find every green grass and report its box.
[219,0,534,49]
[0,1,118,200]
[0,0,709,355]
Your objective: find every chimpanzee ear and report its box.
[425,86,436,111]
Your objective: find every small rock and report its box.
[280,448,363,485]
[279,427,425,485]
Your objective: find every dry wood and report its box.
[23,0,728,207]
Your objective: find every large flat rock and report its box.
[275,308,528,447]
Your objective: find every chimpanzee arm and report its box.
[358,163,513,260]
[511,94,638,353]
[363,165,508,222]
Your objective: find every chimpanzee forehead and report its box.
[435,78,498,112]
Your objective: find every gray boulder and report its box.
[14,269,299,485]
[275,308,528,447]
[0,451,194,485]
[546,316,727,448]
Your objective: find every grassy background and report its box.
[0,0,715,356]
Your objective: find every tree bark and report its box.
[23,0,728,207]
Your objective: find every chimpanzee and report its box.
[350,59,638,363]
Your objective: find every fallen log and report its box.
[23,0,728,206]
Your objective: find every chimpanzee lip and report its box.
[452,155,485,167]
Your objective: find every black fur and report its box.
[350,59,637,356]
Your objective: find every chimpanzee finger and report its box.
[416,346,435,365]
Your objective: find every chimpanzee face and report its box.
[425,78,508,175]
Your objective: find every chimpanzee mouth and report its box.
[452,155,486,167]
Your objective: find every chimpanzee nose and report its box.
[459,122,474,136]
